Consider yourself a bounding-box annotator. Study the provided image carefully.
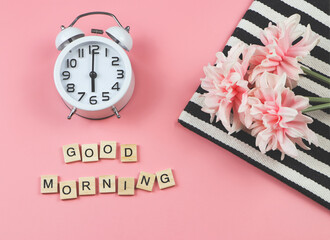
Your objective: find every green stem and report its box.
[301,66,330,85]
[308,97,330,103]
[302,103,330,113]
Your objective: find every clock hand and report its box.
[89,50,97,92]
[92,49,95,72]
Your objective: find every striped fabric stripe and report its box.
[178,0,330,209]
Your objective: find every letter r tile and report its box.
[78,177,96,196]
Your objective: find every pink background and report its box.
[0,0,329,239]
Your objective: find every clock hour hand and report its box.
[89,50,97,92]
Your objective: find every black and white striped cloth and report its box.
[179,0,330,209]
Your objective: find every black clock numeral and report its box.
[102,92,110,101]
[67,83,75,92]
[66,59,77,68]
[89,96,97,105]
[112,82,120,91]
[105,48,108,57]
[112,57,119,66]
[78,48,84,58]
[78,92,85,101]
[89,45,100,54]
[117,69,124,79]
[62,71,70,80]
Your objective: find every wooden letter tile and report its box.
[60,181,77,200]
[81,144,99,162]
[156,169,176,190]
[41,175,58,193]
[79,177,96,196]
[100,141,117,159]
[136,172,155,192]
[120,144,137,162]
[99,175,116,193]
[62,143,81,163]
[118,177,135,195]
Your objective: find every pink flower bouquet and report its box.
[200,14,329,160]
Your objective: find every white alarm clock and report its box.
[54,12,134,119]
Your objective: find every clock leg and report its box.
[112,106,121,118]
[67,107,77,119]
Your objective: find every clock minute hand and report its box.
[89,50,97,92]
[92,49,95,72]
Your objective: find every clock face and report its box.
[56,37,131,110]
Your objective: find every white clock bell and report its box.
[54,12,135,119]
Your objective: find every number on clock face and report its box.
[60,41,126,105]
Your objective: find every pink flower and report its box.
[248,14,320,89]
[201,43,255,133]
[240,72,318,159]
